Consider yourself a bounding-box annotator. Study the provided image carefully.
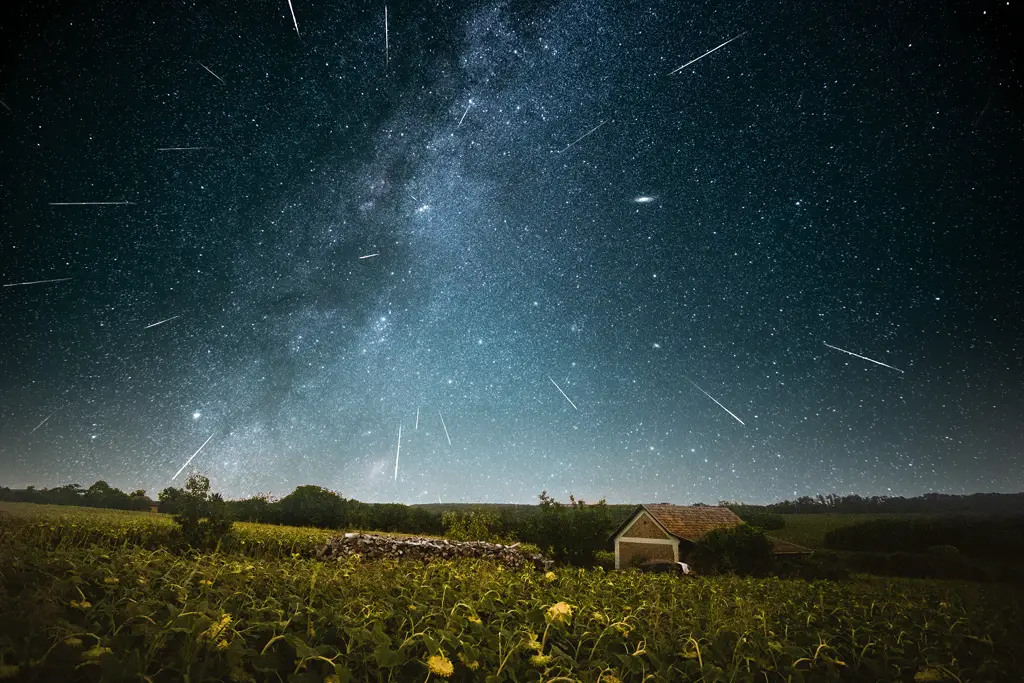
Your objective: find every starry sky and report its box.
[1,0,1021,504]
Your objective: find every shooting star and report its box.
[668,31,747,75]
[286,0,300,38]
[823,342,904,374]
[393,424,402,481]
[172,432,216,480]
[358,253,379,259]
[555,120,606,154]
[0,99,11,113]
[687,378,745,426]
[30,412,56,435]
[973,95,992,129]
[3,277,72,287]
[156,146,212,151]
[384,6,389,68]
[438,411,452,446]
[633,195,657,203]
[49,201,132,206]
[415,407,420,430]
[143,315,181,330]
[548,375,579,411]
[197,61,226,84]
[456,100,472,129]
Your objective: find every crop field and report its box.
[770,514,923,550]
[1,503,1022,682]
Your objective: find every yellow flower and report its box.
[200,579,214,587]
[324,677,340,683]
[103,576,120,585]
[543,571,557,583]
[199,614,233,642]
[458,653,479,671]
[467,615,482,625]
[529,654,552,666]
[217,639,230,650]
[70,600,92,610]
[426,653,454,678]
[408,604,418,611]
[591,611,608,624]
[546,601,573,625]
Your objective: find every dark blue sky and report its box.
[1,0,1020,503]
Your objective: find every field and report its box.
[770,514,923,550]
[2,503,1023,682]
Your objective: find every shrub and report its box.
[443,509,517,544]
[594,550,616,570]
[691,525,775,576]
[171,474,234,550]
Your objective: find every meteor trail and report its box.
[358,253,379,259]
[172,432,216,480]
[415,407,420,430]
[823,342,904,374]
[548,375,579,410]
[438,411,451,445]
[49,201,132,206]
[668,31,747,75]
[393,423,402,481]
[687,378,745,426]
[156,146,212,151]
[3,277,72,287]
[197,61,226,84]
[556,120,606,154]
[0,99,11,113]
[384,6,389,67]
[456,100,472,128]
[287,0,300,38]
[143,315,181,330]
[30,412,56,434]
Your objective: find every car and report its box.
[638,559,691,575]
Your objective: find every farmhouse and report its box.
[609,504,810,569]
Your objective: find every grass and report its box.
[1,503,1023,681]
[770,513,929,550]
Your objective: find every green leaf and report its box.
[373,644,406,668]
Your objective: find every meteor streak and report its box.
[197,61,226,84]
[143,315,181,330]
[287,0,300,38]
[384,6,389,67]
[438,411,451,445]
[457,100,472,128]
[548,375,579,410]
[3,277,72,287]
[687,378,745,425]
[415,407,420,430]
[30,412,56,434]
[358,253,379,259]
[156,146,211,151]
[393,424,402,481]
[555,120,606,154]
[823,342,904,373]
[668,31,747,75]
[172,432,216,480]
[49,201,132,206]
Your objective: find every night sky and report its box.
[1,0,1020,504]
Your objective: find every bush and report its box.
[171,475,234,551]
[443,509,516,544]
[594,550,616,570]
[824,516,1024,560]
[691,525,775,576]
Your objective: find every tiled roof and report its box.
[639,504,744,542]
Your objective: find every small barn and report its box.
[609,504,809,569]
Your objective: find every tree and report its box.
[528,492,613,566]
[277,485,347,528]
[171,474,233,550]
[691,525,775,576]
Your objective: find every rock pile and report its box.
[316,532,552,571]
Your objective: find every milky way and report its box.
[0,0,1020,503]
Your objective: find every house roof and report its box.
[610,503,814,554]
[611,504,744,542]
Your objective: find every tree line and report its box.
[754,492,1024,515]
